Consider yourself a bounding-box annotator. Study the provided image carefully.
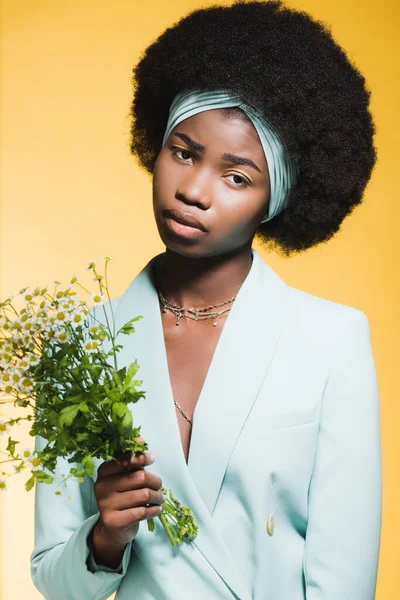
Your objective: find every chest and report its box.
[161,315,226,463]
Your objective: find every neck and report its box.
[154,244,253,307]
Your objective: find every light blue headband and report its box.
[161,89,299,222]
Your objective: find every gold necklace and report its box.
[173,398,193,425]
[155,256,237,327]
[157,288,236,327]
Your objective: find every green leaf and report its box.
[33,470,54,484]
[78,402,90,414]
[25,476,35,491]
[111,402,132,431]
[70,467,85,477]
[81,455,94,478]
[58,404,80,428]
[6,437,19,456]
[117,316,143,336]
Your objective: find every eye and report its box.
[171,147,193,162]
[225,173,250,188]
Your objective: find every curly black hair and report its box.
[129,0,376,256]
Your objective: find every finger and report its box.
[112,488,166,511]
[97,451,154,478]
[113,468,163,493]
[104,505,163,530]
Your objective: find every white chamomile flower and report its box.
[68,310,86,329]
[93,275,108,282]
[83,340,101,353]
[55,330,70,343]
[100,256,114,261]
[70,274,81,284]
[21,448,33,461]
[54,309,68,324]
[0,371,12,385]
[30,455,41,471]
[0,420,10,436]
[16,376,34,393]
[54,289,67,300]
[0,316,9,328]
[26,353,40,367]
[9,369,22,385]
[15,357,30,371]
[23,291,35,303]
[86,260,97,271]
[90,293,105,305]
[0,296,14,308]
[0,383,15,396]
[0,480,8,492]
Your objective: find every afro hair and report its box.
[129,0,377,256]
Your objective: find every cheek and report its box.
[217,189,266,230]
[153,153,174,194]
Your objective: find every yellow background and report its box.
[0,0,398,598]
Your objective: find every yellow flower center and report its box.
[31,457,40,467]
[0,482,6,489]
[0,424,7,432]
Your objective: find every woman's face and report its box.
[152,108,270,259]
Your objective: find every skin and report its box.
[152,108,271,307]
[91,436,165,568]
[91,109,271,568]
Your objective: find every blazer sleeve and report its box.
[303,310,382,599]
[30,433,133,600]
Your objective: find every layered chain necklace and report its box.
[154,257,237,425]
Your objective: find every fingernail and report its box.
[147,452,156,463]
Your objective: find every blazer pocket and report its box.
[255,405,319,434]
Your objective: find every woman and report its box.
[31,1,382,598]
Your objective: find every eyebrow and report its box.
[172,132,262,174]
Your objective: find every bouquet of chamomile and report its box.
[0,256,198,546]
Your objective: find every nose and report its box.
[175,166,212,210]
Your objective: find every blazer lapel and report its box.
[112,247,289,600]
[188,248,290,515]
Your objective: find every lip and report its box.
[163,209,208,232]
[165,216,207,240]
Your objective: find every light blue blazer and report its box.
[31,248,382,600]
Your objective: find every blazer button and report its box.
[266,513,275,536]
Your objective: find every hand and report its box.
[91,436,165,566]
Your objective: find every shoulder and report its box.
[284,284,371,352]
